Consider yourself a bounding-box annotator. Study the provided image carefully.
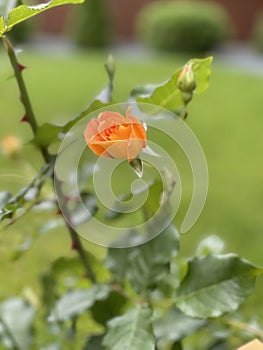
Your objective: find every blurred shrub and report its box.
[136,1,231,53]
[252,12,263,53]
[74,0,111,48]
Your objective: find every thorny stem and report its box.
[68,226,96,282]
[55,174,96,282]
[2,34,96,283]
[3,35,49,163]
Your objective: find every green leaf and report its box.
[0,208,13,221]
[0,0,17,18]
[105,246,129,281]
[105,225,180,293]
[40,273,56,316]
[0,298,35,350]
[126,225,180,293]
[154,308,205,344]
[33,100,110,147]
[130,84,156,99]
[32,123,63,148]
[42,254,109,303]
[41,256,87,315]
[50,256,84,278]
[48,285,110,322]
[0,0,85,35]
[175,254,262,319]
[10,163,51,207]
[84,335,104,350]
[69,192,97,226]
[136,57,213,112]
[205,339,230,350]
[191,57,213,94]
[39,343,60,350]
[105,177,162,221]
[107,166,167,224]
[0,192,12,210]
[90,290,127,326]
[0,17,5,36]
[103,304,155,350]
[171,343,183,350]
[0,163,52,223]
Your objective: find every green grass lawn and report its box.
[0,46,263,318]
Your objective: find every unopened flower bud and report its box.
[178,64,196,94]
[105,54,115,81]
[1,135,22,159]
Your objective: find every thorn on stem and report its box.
[18,63,26,72]
[21,115,29,123]
[55,208,62,216]
[71,239,78,251]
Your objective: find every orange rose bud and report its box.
[84,107,146,162]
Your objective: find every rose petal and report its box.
[92,139,129,159]
[108,124,131,141]
[84,118,100,143]
[88,141,112,158]
[97,111,125,132]
[126,107,147,147]
[130,122,147,147]
[127,138,145,162]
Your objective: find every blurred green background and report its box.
[0,0,263,322]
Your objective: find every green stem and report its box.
[2,34,96,283]
[3,36,37,132]
[2,35,49,163]
[226,317,263,339]
[54,175,96,283]
[69,227,96,283]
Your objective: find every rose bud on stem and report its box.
[178,64,196,118]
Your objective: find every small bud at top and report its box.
[178,64,196,93]
[105,54,115,80]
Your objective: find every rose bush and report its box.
[84,106,146,162]
[0,2,262,349]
